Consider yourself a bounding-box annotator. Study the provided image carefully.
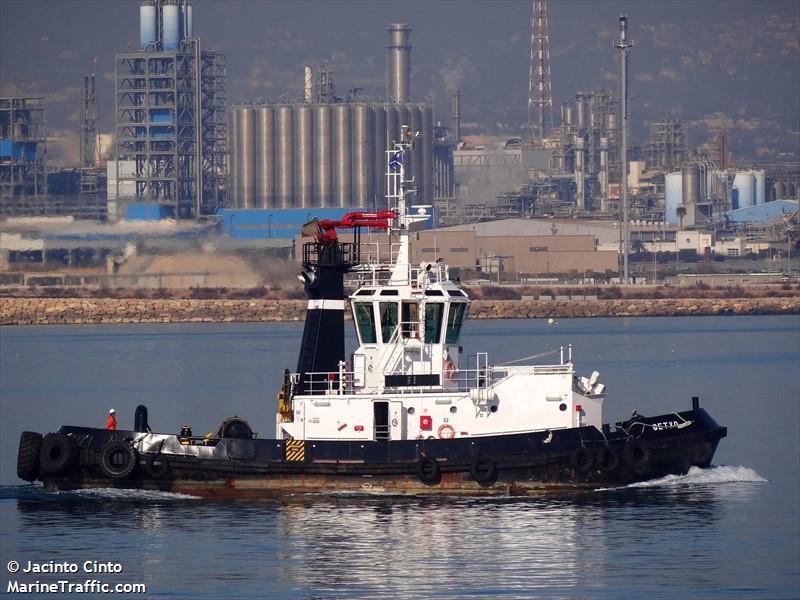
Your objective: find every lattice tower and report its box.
[528,0,553,143]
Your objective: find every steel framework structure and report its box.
[527,0,553,144]
[0,96,47,208]
[115,40,226,219]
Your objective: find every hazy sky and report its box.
[1,0,798,164]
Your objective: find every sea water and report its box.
[1,316,798,599]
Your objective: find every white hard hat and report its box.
[109,408,116,414]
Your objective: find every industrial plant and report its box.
[0,0,798,284]
[228,24,434,211]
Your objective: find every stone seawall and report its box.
[1,297,798,325]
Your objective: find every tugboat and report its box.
[17,129,726,497]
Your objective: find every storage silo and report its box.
[162,4,180,50]
[681,164,701,205]
[732,171,755,209]
[234,106,255,209]
[333,104,352,208]
[296,104,314,208]
[313,104,333,208]
[139,4,157,49]
[664,171,682,225]
[352,104,374,208]
[754,170,765,205]
[422,105,434,203]
[386,104,399,148]
[372,104,387,208]
[255,106,276,208]
[182,3,193,37]
[276,106,295,208]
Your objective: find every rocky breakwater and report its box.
[1,296,798,326]
[0,298,307,325]
[469,297,800,319]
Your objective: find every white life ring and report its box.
[438,424,456,439]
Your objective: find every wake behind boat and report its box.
[17,129,726,497]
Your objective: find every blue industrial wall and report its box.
[126,203,176,221]
[724,200,798,223]
[219,208,436,240]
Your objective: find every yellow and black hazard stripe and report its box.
[285,440,305,462]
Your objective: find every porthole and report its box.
[449,406,457,414]
[490,405,498,413]
[407,407,415,415]
[559,403,567,412]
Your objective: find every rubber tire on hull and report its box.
[144,453,169,479]
[416,457,441,485]
[596,447,619,472]
[571,448,594,473]
[470,457,498,486]
[99,441,138,479]
[17,431,43,482]
[624,440,650,472]
[39,433,78,475]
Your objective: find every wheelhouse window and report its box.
[402,302,419,338]
[445,302,467,344]
[424,303,444,343]
[353,302,376,344]
[379,302,398,343]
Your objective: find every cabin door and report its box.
[373,401,390,440]
[390,401,405,440]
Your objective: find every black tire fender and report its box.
[470,456,498,486]
[596,447,619,472]
[571,447,594,473]
[17,431,43,482]
[624,440,650,471]
[144,453,169,479]
[416,457,441,485]
[39,433,78,475]
[99,440,138,479]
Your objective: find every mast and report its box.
[388,127,413,284]
[616,15,633,283]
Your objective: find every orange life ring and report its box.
[438,424,456,439]
[444,359,456,380]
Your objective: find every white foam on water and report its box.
[596,465,767,491]
[54,488,199,501]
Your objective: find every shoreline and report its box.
[1,296,798,325]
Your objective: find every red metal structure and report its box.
[308,211,396,244]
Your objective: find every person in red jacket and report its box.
[106,408,117,431]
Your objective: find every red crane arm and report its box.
[311,211,396,243]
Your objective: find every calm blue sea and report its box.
[1,316,798,599]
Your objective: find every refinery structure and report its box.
[0,0,798,281]
[111,0,227,219]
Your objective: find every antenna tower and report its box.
[527,0,553,143]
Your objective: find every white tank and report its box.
[732,171,755,209]
[755,170,765,205]
[139,5,157,49]
[665,171,682,225]
[162,4,180,51]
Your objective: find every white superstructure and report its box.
[277,130,606,443]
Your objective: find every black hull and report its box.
[20,408,726,498]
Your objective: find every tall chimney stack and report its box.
[386,23,412,103]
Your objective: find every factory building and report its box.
[113,0,227,219]
[228,24,434,213]
[410,227,618,278]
